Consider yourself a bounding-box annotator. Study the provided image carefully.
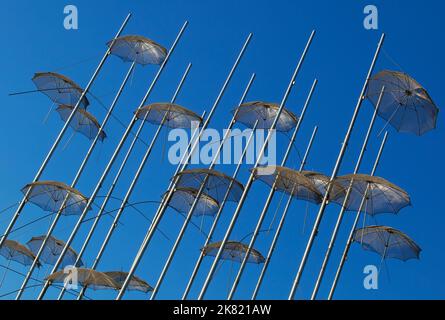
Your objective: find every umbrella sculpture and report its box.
[103,271,153,293]
[301,170,346,200]
[56,105,107,142]
[202,241,266,264]
[27,236,83,268]
[353,226,421,262]
[167,187,220,217]
[46,268,120,291]
[32,72,90,108]
[251,166,324,204]
[21,181,90,216]
[0,240,41,267]
[107,35,167,66]
[367,70,439,136]
[233,101,298,132]
[135,103,203,128]
[329,174,411,216]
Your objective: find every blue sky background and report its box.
[0,0,444,300]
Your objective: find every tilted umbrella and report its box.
[233,101,298,132]
[202,241,265,264]
[251,166,323,204]
[167,187,220,217]
[21,181,90,216]
[56,105,106,142]
[27,235,83,268]
[104,271,153,293]
[32,72,89,108]
[46,268,120,291]
[353,226,421,262]
[302,170,346,200]
[107,35,167,66]
[135,103,203,128]
[367,70,439,135]
[0,240,41,267]
[330,174,411,216]
[175,169,244,203]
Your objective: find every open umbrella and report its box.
[167,187,220,217]
[32,72,89,108]
[46,268,120,291]
[108,35,167,66]
[353,226,421,262]
[202,241,265,264]
[135,103,202,129]
[104,271,153,293]
[233,101,298,132]
[367,70,439,135]
[21,181,90,215]
[0,240,41,267]
[301,170,346,200]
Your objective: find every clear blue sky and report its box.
[0,0,443,300]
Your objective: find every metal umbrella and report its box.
[367,70,439,135]
[104,271,153,293]
[135,103,203,128]
[56,105,107,142]
[353,226,421,262]
[0,240,41,267]
[168,187,220,217]
[32,72,90,108]
[27,236,83,268]
[107,35,167,66]
[46,268,120,291]
[21,181,89,216]
[330,174,411,216]
[202,241,265,264]
[233,101,298,132]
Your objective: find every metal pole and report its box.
[0,13,132,250]
[328,131,388,300]
[311,86,386,300]
[75,64,192,300]
[287,33,385,300]
[56,63,192,300]
[251,126,318,300]
[36,21,189,300]
[116,33,253,300]
[14,59,136,300]
[198,30,316,300]
[227,79,318,299]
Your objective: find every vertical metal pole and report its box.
[252,126,318,300]
[311,86,385,300]
[116,33,253,300]
[227,79,318,299]
[14,60,136,300]
[328,131,388,300]
[197,30,316,300]
[287,34,385,300]
[36,21,189,300]
[0,13,132,250]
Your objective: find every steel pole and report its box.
[287,34,385,300]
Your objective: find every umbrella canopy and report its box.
[103,271,153,293]
[330,174,411,216]
[27,235,83,268]
[367,70,439,136]
[233,101,298,132]
[56,105,106,142]
[175,169,244,203]
[21,181,90,216]
[302,170,346,200]
[202,241,265,264]
[108,35,167,66]
[167,187,220,216]
[32,72,89,108]
[353,226,421,261]
[46,268,120,291]
[251,166,323,204]
[135,103,202,129]
[0,240,41,267]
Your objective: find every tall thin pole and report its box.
[75,64,192,300]
[252,126,318,300]
[14,61,136,300]
[0,13,132,250]
[36,21,189,300]
[287,34,385,300]
[328,132,389,300]
[227,79,318,299]
[198,30,316,300]
[311,86,386,300]
[116,33,253,300]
